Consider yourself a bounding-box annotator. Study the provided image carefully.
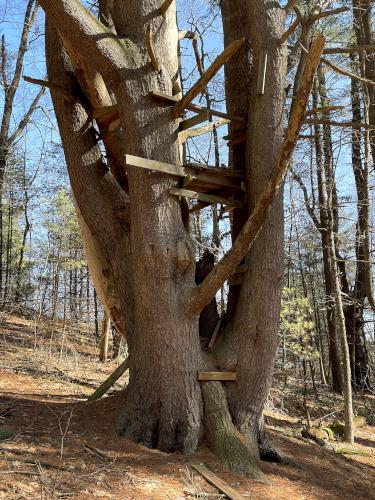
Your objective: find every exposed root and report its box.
[201,381,270,484]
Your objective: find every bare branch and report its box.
[304,118,375,130]
[284,0,298,13]
[8,86,45,144]
[23,75,73,101]
[279,18,300,45]
[323,45,375,55]
[311,6,349,22]
[322,57,375,88]
[292,171,321,228]
[173,38,245,117]
[1,0,37,139]
[306,105,344,115]
[178,30,195,40]
[188,33,325,316]
[1,34,8,89]
[179,118,229,143]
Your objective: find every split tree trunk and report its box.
[41,0,323,473]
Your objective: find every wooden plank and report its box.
[179,112,208,131]
[191,464,244,500]
[170,188,246,209]
[149,91,246,124]
[173,38,245,117]
[187,172,241,189]
[189,200,211,213]
[125,154,187,177]
[197,372,237,381]
[180,118,230,142]
[185,163,244,178]
[87,357,129,401]
[208,315,224,352]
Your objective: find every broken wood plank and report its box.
[125,154,187,177]
[173,38,245,117]
[197,372,237,381]
[191,464,244,500]
[150,90,246,123]
[179,118,229,142]
[87,357,129,401]
[179,112,208,131]
[23,75,72,101]
[187,171,241,189]
[170,188,246,209]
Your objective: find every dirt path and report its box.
[0,315,374,499]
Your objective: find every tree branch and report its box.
[1,0,37,139]
[284,0,298,13]
[311,6,349,22]
[323,45,375,55]
[23,75,73,101]
[188,33,325,316]
[322,57,375,88]
[37,0,138,77]
[304,118,375,130]
[1,34,8,89]
[292,171,321,229]
[173,38,245,117]
[8,86,45,144]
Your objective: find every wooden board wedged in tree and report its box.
[197,372,237,381]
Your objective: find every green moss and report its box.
[336,446,370,456]
[329,420,344,437]
[321,427,334,440]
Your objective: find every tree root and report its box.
[201,381,270,484]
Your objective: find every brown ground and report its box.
[0,314,374,499]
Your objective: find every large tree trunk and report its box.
[41,0,322,475]
[217,0,287,454]
[45,1,202,453]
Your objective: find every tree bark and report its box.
[218,0,287,452]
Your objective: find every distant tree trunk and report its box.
[348,56,371,388]
[99,313,111,362]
